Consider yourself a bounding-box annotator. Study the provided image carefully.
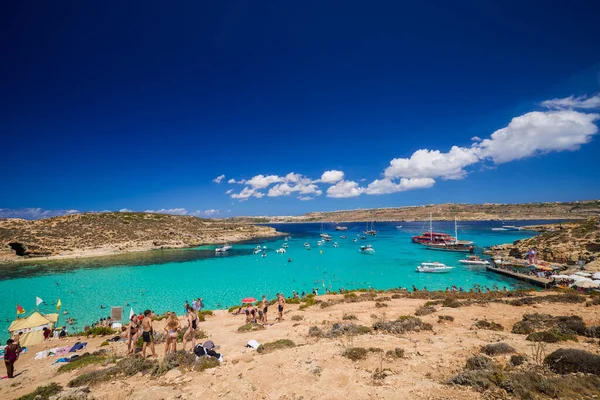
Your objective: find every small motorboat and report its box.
[317,240,323,246]
[333,242,339,248]
[335,226,348,231]
[275,248,286,254]
[396,225,403,229]
[340,235,347,239]
[320,233,332,240]
[253,249,262,254]
[353,238,357,243]
[261,253,267,258]
[360,236,366,240]
[459,256,490,266]
[416,262,453,273]
[282,243,289,248]
[359,245,375,254]
[215,244,232,253]
[304,243,310,247]
[287,258,292,262]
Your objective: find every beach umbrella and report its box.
[592,272,600,279]
[571,280,600,289]
[552,275,572,280]
[241,297,257,304]
[568,274,589,281]
[574,272,592,277]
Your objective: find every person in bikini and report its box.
[126,315,139,354]
[277,293,286,322]
[141,310,156,358]
[164,312,181,355]
[261,295,269,324]
[183,306,198,351]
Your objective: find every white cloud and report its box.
[246,174,283,189]
[225,189,233,195]
[541,94,600,110]
[326,180,363,198]
[320,170,345,183]
[297,196,314,201]
[212,174,226,183]
[0,208,80,220]
[267,178,323,198]
[119,208,133,212]
[203,209,219,216]
[384,146,479,181]
[228,178,246,184]
[471,136,482,142]
[144,208,188,215]
[473,110,600,163]
[231,187,265,201]
[364,178,436,195]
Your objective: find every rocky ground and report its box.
[4,290,600,400]
[488,219,600,272]
[0,212,280,263]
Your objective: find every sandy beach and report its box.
[3,289,600,400]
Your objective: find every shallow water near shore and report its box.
[0,221,551,337]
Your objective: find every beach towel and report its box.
[35,350,49,360]
[69,342,87,352]
[53,357,71,364]
[54,346,71,356]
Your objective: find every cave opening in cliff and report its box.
[9,242,27,256]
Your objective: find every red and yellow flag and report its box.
[16,304,26,315]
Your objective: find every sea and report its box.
[0,220,552,338]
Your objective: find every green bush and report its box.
[237,323,265,333]
[526,330,577,343]
[474,320,504,331]
[83,326,116,336]
[16,383,62,400]
[257,339,295,354]
[58,354,109,373]
[342,347,368,361]
[545,349,600,375]
[510,354,526,366]
[481,343,516,356]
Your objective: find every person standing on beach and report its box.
[277,293,286,322]
[141,310,156,358]
[4,339,20,378]
[164,313,181,355]
[126,315,139,354]
[261,295,269,324]
[183,306,198,351]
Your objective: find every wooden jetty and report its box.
[486,265,553,288]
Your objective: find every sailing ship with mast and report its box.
[364,221,377,236]
[319,222,332,241]
[412,214,474,252]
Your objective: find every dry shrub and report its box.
[465,355,492,370]
[376,296,391,302]
[386,348,405,358]
[481,343,516,356]
[16,382,62,400]
[438,315,454,322]
[373,316,433,334]
[442,297,461,308]
[510,354,526,366]
[342,347,368,361]
[323,323,371,338]
[237,323,265,333]
[474,320,504,331]
[375,302,388,308]
[308,326,323,337]
[391,294,402,299]
[342,313,358,320]
[68,355,158,387]
[545,349,600,375]
[257,339,295,354]
[415,305,436,316]
[291,315,304,321]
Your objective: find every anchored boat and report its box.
[416,262,453,273]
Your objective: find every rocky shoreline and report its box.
[0,212,282,264]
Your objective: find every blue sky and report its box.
[1,1,600,218]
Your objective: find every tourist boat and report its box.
[335,226,348,231]
[364,221,377,236]
[320,233,332,240]
[304,242,310,247]
[359,245,375,254]
[215,244,232,253]
[416,262,453,273]
[412,214,455,244]
[492,220,521,231]
[275,248,286,254]
[340,235,347,239]
[459,255,490,265]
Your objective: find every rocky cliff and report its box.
[0,212,280,262]
[488,219,600,270]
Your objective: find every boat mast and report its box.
[429,213,432,238]
[455,217,458,241]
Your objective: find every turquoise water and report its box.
[0,221,545,338]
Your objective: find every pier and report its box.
[486,265,554,288]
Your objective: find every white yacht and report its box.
[416,262,453,273]
[359,245,375,254]
[215,244,232,253]
[459,256,490,266]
